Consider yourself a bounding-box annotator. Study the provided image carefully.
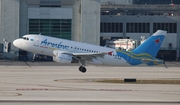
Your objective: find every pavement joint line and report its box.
[0,100,180,103]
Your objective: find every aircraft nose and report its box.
[13,39,19,48]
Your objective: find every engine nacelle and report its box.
[53,53,73,64]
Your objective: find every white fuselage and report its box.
[13,35,129,66]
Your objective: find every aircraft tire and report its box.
[79,66,83,71]
[79,66,86,73]
[81,67,86,73]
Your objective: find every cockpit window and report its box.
[22,37,29,40]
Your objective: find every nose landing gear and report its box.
[32,54,36,62]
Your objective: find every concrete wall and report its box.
[73,0,100,45]
[81,0,100,45]
[28,8,72,19]
[0,0,20,53]
[163,34,177,48]
[72,0,81,42]
[20,0,28,37]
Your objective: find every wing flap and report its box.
[72,52,109,60]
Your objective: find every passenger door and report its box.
[34,37,40,47]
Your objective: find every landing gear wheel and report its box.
[32,54,36,62]
[79,66,83,71]
[81,67,86,73]
[79,66,86,73]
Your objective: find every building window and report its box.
[133,0,180,4]
[40,0,61,7]
[153,23,177,33]
[126,23,150,33]
[100,22,123,33]
[29,19,72,40]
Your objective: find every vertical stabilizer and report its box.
[132,30,167,57]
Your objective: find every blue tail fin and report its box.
[132,30,167,57]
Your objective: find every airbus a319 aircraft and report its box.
[13,30,167,73]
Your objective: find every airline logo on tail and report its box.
[154,38,161,45]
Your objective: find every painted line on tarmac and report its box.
[0,92,22,96]
[0,100,179,103]
[100,89,132,91]
[16,88,48,91]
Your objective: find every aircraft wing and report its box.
[53,50,112,60]
[72,52,111,60]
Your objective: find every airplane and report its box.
[13,30,167,73]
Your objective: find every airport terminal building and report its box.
[0,0,180,60]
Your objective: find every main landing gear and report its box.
[79,60,86,73]
[79,66,86,73]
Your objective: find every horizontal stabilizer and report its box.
[141,59,164,63]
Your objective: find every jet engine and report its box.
[53,52,73,64]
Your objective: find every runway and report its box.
[0,60,180,105]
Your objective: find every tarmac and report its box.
[0,60,180,105]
